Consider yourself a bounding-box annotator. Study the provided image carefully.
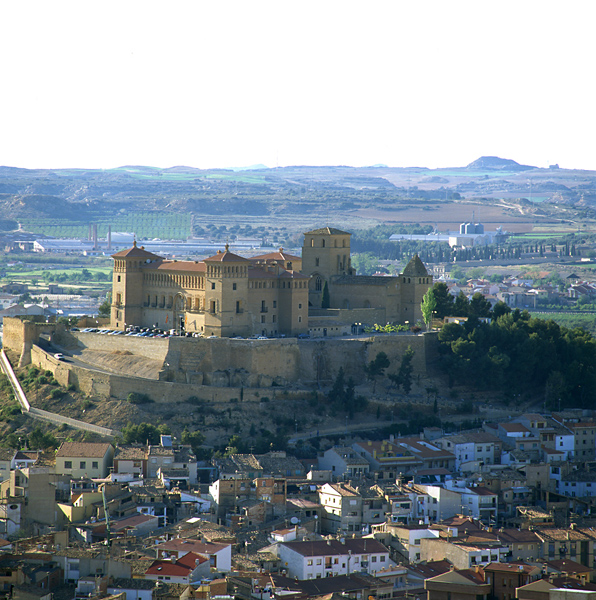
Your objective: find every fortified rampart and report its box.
[4,317,438,402]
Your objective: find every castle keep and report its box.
[110,227,432,337]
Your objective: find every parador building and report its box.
[110,227,432,338]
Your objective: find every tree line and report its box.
[435,301,596,409]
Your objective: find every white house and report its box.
[155,539,232,573]
[412,484,463,523]
[144,552,210,584]
[277,538,390,580]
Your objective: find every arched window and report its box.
[315,277,322,291]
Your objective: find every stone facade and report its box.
[302,227,432,324]
[110,227,432,337]
[111,244,309,338]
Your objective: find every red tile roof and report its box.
[146,552,207,576]
[111,243,161,260]
[204,247,250,262]
[56,442,112,458]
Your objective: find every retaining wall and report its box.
[2,348,116,437]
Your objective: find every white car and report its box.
[54,353,65,360]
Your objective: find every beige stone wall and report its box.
[30,346,71,386]
[3,318,65,366]
[13,317,435,399]
[72,332,170,362]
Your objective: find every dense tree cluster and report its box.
[438,309,596,408]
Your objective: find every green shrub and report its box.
[186,396,204,406]
[37,376,48,385]
[127,392,153,404]
[50,388,64,399]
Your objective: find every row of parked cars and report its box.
[73,327,312,340]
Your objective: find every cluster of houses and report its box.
[430,273,596,310]
[3,410,596,598]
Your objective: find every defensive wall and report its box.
[5,317,439,403]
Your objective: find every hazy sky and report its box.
[1,1,593,171]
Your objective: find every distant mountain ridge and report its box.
[466,156,536,171]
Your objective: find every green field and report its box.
[21,211,191,241]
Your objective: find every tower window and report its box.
[211,282,216,290]
[322,239,326,248]
[233,283,237,290]
[316,258,320,267]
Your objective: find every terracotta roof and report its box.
[145,260,206,273]
[304,227,350,236]
[112,242,162,260]
[111,513,158,531]
[146,552,207,576]
[324,483,360,497]
[495,529,541,544]
[204,246,250,262]
[470,486,497,496]
[407,559,452,579]
[545,558,593,573]
[484,562,538,574]
[250,249,301,262]
[56,442,112,458]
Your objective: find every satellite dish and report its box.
[290,517,299,525]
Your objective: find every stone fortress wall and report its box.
[4,317,436,403]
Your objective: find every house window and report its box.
[92,462,99,470]
[65,461,72,469]
[261,315,265,323]
[307,559,313,566]
[299,303,302,309]
[273,301,277,308]
[80,461,86,469]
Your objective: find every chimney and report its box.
[93,224,98,250]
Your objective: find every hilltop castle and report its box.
[110,227,432,337]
